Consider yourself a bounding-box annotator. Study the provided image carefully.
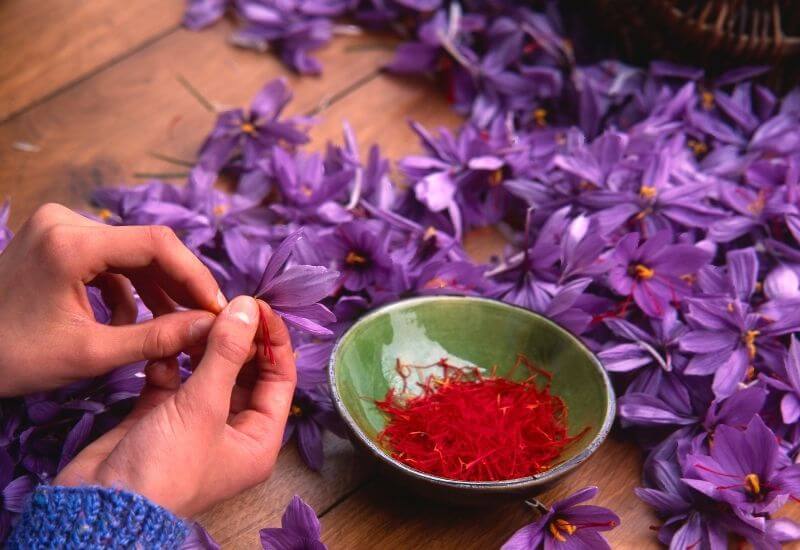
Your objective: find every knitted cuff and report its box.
[6,485,189,549]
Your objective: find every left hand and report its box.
[54,297,297,517]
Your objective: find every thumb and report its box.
[90,311,215,371]
[180,296,259,416]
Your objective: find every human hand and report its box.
[54,297,297,517]
[0,203,226,396]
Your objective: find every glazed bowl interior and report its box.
[329,296,614,490]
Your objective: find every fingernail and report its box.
[189,315,215,343]
[228,296,257,325]
[217,290,228,311]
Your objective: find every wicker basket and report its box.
[589,0,800,78]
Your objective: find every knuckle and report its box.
[212,331,249,365]
[147,225,180,251]
[38,225,78,270]
[29,203,69,231]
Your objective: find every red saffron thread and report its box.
[375,355,587,482]
[260,309,276,367]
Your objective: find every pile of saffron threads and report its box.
[375,355,586,482]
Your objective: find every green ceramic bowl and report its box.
[328,296,615,503]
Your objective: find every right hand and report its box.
[54,297,297,517]
[0,203,226,397]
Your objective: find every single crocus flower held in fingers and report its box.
[501,486,619,549]
[253,230,339,336]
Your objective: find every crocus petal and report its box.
[296,420,324,471]
[281,495,322,540]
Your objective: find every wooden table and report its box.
[0,3,749,548]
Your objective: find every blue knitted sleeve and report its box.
[6,485,189,549]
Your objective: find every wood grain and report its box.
[200,435,373,548]
[320,436,657,550]
[0,23,394,229]
[0,0,185,121]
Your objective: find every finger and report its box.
[229,302,296,444]
[145,358,182,392]
[80,225,226,313]
[85,311,215,371]
[88,273,138,325]
[181,296,259,416]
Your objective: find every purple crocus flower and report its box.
[0,449,34,541]
[320,220,396,293]
[269,147,354,223]
[400,122,509,238]
[197,78,310,172]
[501,487,619,550]
[606,230,711,318]
[260,495,326,550]
[598,309,688,394]
[681,248,800,398]
[283,388,346,471]
[253,230,339,336]
[682,415,800,515]
[636,453,772,549]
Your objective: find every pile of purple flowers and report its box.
[3,0,800,547]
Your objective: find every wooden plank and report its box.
[320,438,655,550]
[199,436,373,548]
[0,23,394,229]
[0,0,184,121]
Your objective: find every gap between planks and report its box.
[0,25,182,125]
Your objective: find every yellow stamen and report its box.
[680,274,696,285]
[489,169,504,187]
[240,122,257,135]
[213,204,227,216]
[635,264,655,280]
[687,139,708,157]
[290,405,303,417]
[744,330,760,359]
[745,366,756,381]
[548,518,576,542]
[345,251,367,265]
[744,473,760,495]
[701,91,715,110]
[747,191,766,215]
[533,108,548,127]
[634,208,653,221]
[639,185,657,200]
[98,208,113,221]
[727,302,735,313]
[423,277,448,289]
[300,185,313,197]
[423,226,438,240]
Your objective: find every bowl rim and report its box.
[328,295,616,491]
